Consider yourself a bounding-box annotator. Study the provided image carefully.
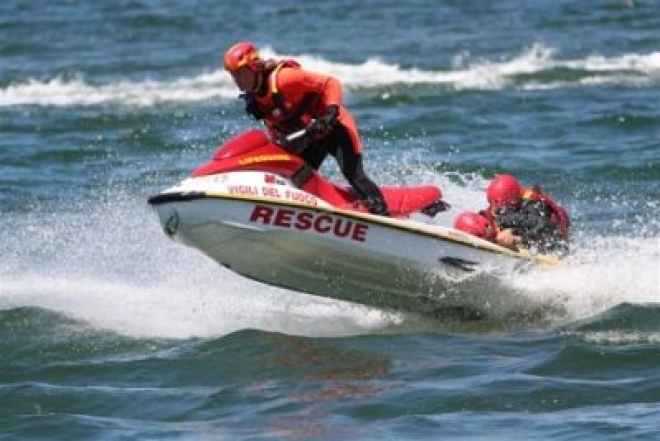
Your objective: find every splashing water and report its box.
[0,192,403,339]
[1,175,657,339]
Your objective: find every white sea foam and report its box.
[510,235,660,324]
[0,274,398,339]
[1,44,658,107]
[0,71,235,107]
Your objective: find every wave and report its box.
[1,44,659,107]
[563,303,660,342]
[0,71,230,108]
[508,235,660,325]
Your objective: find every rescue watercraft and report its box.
[148,129,558,318]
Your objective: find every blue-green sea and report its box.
[2,1,659,439]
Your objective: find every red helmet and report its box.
[223,41,261,74]
[454,212,495,240]
[487,174,523,206]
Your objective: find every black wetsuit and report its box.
[486,200,569,256]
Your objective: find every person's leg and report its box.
[325,126,389,215]
[289,142,329,188]
[298,143,327,170]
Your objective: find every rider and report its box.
[223,41,389,216]
[480,174,570,256]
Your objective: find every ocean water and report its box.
[1,0,659,439]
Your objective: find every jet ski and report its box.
[148,129,559,318]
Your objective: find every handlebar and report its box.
[285,128,308,143]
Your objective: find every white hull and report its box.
[149,173,558,317]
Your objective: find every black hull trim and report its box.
[148,192,206,205]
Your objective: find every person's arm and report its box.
[278,69,342,114]
[319,76,342,109]
[495,228,522,248]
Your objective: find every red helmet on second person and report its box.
[453,212,495,240]
[223,41,261,74]
[487,174,523,207]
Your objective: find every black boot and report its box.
[364,197,390,216]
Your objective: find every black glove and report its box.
[421,199,451,217]
[240,93,265,120]
[306,105,339,136]
[278,134,310,155]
